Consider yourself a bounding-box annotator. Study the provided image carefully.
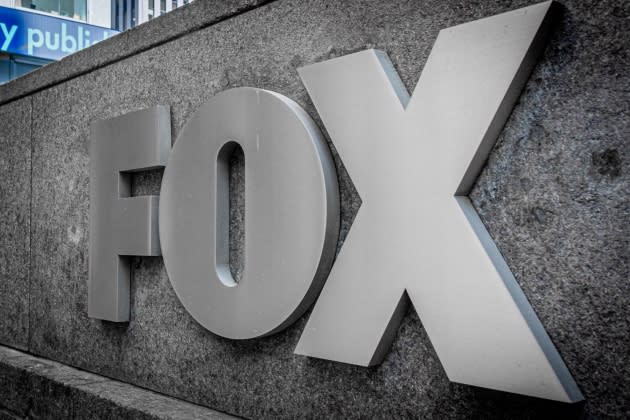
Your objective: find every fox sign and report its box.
[88,2,583,403]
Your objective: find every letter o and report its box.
[159,87,339,339]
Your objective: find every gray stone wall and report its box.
[0,0,628,418]
[0,346,236,419]
[0,98,30,351]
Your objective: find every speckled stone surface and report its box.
[0,0,628,418]
[0,345,237,419]
[0,98,31,351]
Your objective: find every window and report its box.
[0,54,11,85]
[114,0,120,30]
[19,0,87,21]
[0,53,52,84]
[160,0,165,14]
[113,0,136,31]
[172,0,176,9]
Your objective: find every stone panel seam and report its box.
[27,96,33,354]
[0,1,277,107]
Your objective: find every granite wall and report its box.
[0,0,628,418]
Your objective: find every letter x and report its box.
[295,2,582,402]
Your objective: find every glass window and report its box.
[73,0,86,20]
[0,54,11,85]
[0,54,51,83]
[60,0,73,18]
[172,0,176,9]
[13,59,40,78]
[115,0,121,30]
[131,0,136,26]
[148,0,154,12]
[160,0,165,13]
[19,0,87,21]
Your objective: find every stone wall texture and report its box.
[0,346,236,420]
[0,0,628,418]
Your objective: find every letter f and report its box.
[295,2,583,402]
[89,106,170,321]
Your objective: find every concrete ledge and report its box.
[0,0,272,106]
[0,345,238,420]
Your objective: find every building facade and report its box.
[112,0,191,31]
[0,0,111,27]
[0,0,114,82]
[0,0,190,82]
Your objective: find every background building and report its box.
[0,0,190,82]
[112,0,191,31]
[0,0,111,27]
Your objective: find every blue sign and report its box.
[0,6,118,61]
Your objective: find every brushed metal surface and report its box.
[88,105,171,322]
[294,1,583,402]
[159,87,339,339]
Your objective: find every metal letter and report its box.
[89,106,170,322]
[295,2,583,402]
[159,87,339,339]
